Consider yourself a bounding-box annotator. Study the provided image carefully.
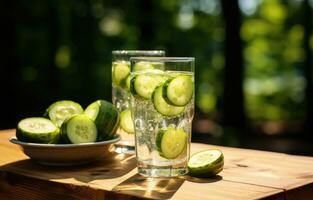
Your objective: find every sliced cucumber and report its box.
[156,128,187,159]
[16,117,60,144]
[133,61,154,71]
[188,149,224,177]
[112,61,130,88]
[163,75,193,106]
[85,100,119,141]
[133,61,165,71]
[45,100,84,127]
[152,86,185,116]
[120,109,134,134]
[61,114,97,144]
[125,75,131,91]
[155,128,166,157]
[131,74,166,99]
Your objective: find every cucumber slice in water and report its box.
[156,128,187,159]
[163,75,193,106]
[152,86,184,116]
[45,100,84,127]
[133,61,165,71]
[125,75,131,91]
[16,117,60,144]
[61,114,97,144]
[85,100,119,140]
[113,61,130,88]
[188,149,224,177]
[120,109,134,134]
[133,61,154,71]
[131,73,166,99]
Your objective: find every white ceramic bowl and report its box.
[10,135,120,166]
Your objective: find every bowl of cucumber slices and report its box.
[10,100,121,166]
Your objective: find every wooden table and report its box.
[0,129,312,200]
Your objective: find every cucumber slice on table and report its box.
[188,149,224,177]
[120,109,134,134]
[85,100,119,141]
[152,86,185,116]
[156,128,187,159]
[163,75,193,106]
[131,73,166,99]
[61,114,97,144]
[45,100,84,127]
[16,117,60,143]
[113,61,130,88]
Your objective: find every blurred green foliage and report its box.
[242,0,306,121]
[3,0,312,131]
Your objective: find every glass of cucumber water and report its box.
[130,57,195,177]
[112,50,165,153]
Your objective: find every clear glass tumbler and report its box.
[130,57,195,177]
[112,50,165,153]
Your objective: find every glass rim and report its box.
[112,50,165,56]
[130,57,195,62]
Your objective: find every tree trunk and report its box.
[0,0,19,129]
[303,0,313,137]
[220,0,245,131]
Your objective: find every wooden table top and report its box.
[0,129,312,200]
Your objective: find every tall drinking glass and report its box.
[112,50,165,153]
[130,57,195,177]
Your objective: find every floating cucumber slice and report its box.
[45,100,84,127]
[16,117,60,144]
[163,75,193,106]
[61,114,97,144]
[156,128,187,159]
[125,75,131,91]
[120,109,134,134]
[85,100,119,141]
[133,61,165,71]
[152,86,184,116]
[133,61,154,71]
[131,73,166,99]
[112,61,130,88]
[188,149,224,177]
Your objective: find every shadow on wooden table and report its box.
[112,173,223,199]
[112,173,185,199]
[0,152,137,183]
[184,175,223,183]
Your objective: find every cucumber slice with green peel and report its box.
[156,128,187,159]
[152,86,185,116]
[45,100,84,127]
[120,109,134,134]
[131,74,166,99]
[85,100,119,141]
[113,61,130,88]
[155,129,166,153]
[16,117,60,144]
[188,149,224,177]
[61,114,97,144]
[125,75,131,91]
[163,75,193,106]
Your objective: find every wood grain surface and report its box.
[0,129,312,199]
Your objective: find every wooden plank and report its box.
[0,171,147,200]
[0,163,284,200]
[112,174,284,200]
[0,129,312,199]
[0,139,284,200]
[191,143,313,191]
